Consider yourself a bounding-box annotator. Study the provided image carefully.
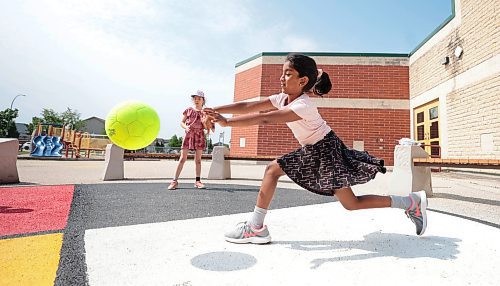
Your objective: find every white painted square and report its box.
[480,133,494,153]
[84,204,500,286]
[353,140,364,151]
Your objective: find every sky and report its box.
[0,0,452,143]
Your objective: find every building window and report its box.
[430,121,439,139]
[429,106,438,120]
[417,112,424,123]
[417,125,425,141]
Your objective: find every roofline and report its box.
[235,52,409,68]
[83,116,105,123]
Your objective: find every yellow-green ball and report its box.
[105,101,160,150]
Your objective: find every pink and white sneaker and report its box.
[194,181,206,189]
[167,180,178,190]
[224,221,271,244]
[405,191,428,235]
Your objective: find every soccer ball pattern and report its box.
[105,101,160,150]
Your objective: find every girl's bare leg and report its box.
[173,149,188,179]
[194,149,203,178]
[334,187,391,210]
[256,160,285,209]
[336,186,428,235]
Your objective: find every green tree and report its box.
[27,116,43,135]
[27,108,84,134]
[169,134,181,147]
[61,108,85,130]
[207,137,213,151]
[0,108,19,138]
[41,109,63,125]
[7,123,19,139]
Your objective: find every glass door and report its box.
[414,100,440,157]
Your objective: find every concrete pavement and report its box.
[13,159,500,227]
[1,158,499,285]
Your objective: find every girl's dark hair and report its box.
[285,53,332,96]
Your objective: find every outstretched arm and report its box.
[205,108,301,127]
[208,98,276,114]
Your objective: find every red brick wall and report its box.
[231,60,410,166]
[231,64,262,154]
[257,123,299,156]
[260,64,283,96]
[250,108,410,164]
[256,64,409,100]
[328,65,409,100]
[229,125,259,157]
[320,108,410,165]
[234,65,263,101]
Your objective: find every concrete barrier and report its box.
[102,144,124,181]
[390,145,432,197]
[101,145,267,181]
[207,146,231,179]
[0,138,20,184]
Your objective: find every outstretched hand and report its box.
[203,108,228,127]
[201,113,216,133]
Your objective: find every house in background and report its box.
[81,117,105,135]
[15,122,30,145]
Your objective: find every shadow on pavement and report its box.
[191,251,257,271]
[433,192,500,206]
[274,231,461,269]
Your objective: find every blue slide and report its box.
[30,135,63,157]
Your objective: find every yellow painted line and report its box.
[0,233,63,286]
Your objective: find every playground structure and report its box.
[31,123,111,158]
[30,124,64,157]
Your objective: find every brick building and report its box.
[231,54,410,166]
[229,0,499,165]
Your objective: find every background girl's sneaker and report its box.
[167,180,178,190]
[225,222,271,244]
[406,191,428,235]
[194,181,206,189]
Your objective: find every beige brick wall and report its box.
[447,75,500,158]
[410,0,499,98]
[410,0,500,160]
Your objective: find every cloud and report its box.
[0,0,319,143]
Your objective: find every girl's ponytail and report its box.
[313,71,332,97]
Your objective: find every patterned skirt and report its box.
[277,131,386,196]
[182,129,206,150]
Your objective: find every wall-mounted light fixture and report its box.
[441,56,450,65]
[454,46,463,58]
